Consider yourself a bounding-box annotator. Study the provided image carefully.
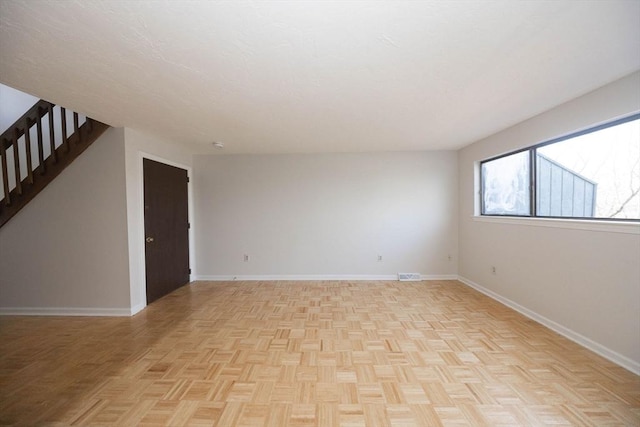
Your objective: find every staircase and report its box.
[0,99,109,227]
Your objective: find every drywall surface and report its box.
[0,83,38,133]
[0,84,39,192]
[0,127,131,313]
[124,128,196,313]
[193,151,458,278]
[0,83,88,193]
[458,71,640,371]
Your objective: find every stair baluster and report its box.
[47,104,56,164]
[0,99,109,227]
[12,129,22,196]
[1,141,9,205]
[24,121,33,185]
[36,110,46,174]
[73,112,79,144]
[60,107,68,152]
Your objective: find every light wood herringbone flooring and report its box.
[0,280,638,426]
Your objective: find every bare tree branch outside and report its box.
[538,118,640,219]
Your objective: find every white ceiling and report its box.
[0,1,638,154]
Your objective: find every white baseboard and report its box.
[130,303,145,316]
[0,276,458,317]
[422,274,458,280]
[6,276,632,374]
[195,275,396,281]
[0,307,133,317]
[194,274,459,282]
[457,276,640,375]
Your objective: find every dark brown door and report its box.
[143,158,190,304]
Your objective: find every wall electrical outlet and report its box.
[491,266,496,274]
[244,254,250,262]
[377,255,383,262]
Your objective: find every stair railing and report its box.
[0,99,109,227]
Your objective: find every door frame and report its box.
[135,152,194,310]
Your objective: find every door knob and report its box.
[145,237,154,243]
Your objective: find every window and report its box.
[482,151,530,216]
[481,114,640,221]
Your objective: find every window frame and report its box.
[479,112,640,222]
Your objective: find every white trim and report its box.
[135,153,147,308]
[130,303,145,316]
[196,275,396,281]
[457,276,640,375]
[0,307,133,317]
[139,152,192,174]
[422,274,458,280]
[194,274,457,281]
[473,215,640,235]
[136,152,195,311]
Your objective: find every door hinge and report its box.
[189,268,192,274]
[187,176,190,183]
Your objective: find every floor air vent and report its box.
[397,273,421,281]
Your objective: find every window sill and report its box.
[473,215,640,235]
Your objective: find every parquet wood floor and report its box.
[0,280,638,426]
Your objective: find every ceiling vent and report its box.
[397,273,421,281]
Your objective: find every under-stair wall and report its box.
[0,94,110,227]
[0,127,132,315]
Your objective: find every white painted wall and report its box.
[124,128,197,313]
[0,83,38,133]
[193,152,458,279]
[458,71,640,373]
[0,127,131,314]
[0,83,87,193]
[1,84,38,192]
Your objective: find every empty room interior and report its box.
[1,1,639,426]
